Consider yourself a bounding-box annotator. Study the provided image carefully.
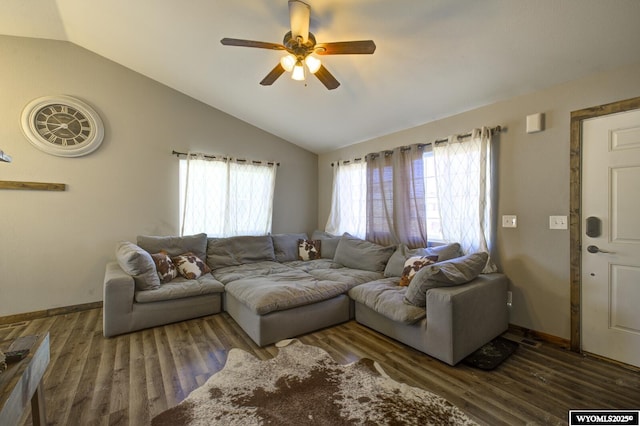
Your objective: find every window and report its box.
[327,126,494,269]
[423,151,443,241]
[325,161,366,239]
[179,155,277,237]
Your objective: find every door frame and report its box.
[569,95,640,352]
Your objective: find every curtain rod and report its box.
[428,125,503,146]
[331,125,504,167]
[172,150,279,166]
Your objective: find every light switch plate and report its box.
[502,215,517,228]
[549,215,568,230]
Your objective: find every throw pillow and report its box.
[272,233,308,262]
[115,241,161,291]
[398,255,438,286]
[404,251,489,307]
[137,233,208,261]
[172,252,211,280]
[311,230,341,259]
[333,233,396,273]
[151,251,178,284]
[384,242,463,277]
[298,239,322,261]
[206,235,276,269]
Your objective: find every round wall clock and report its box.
[21,95,104,157]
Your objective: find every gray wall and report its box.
[0,36,317,316]
[318,62,640,340]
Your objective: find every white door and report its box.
[581,108,640,368]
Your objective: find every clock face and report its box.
[35,104,92,147]
[21,96,104,157]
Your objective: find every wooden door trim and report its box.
[569,96,640,351]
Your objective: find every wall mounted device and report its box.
[0,149,11,163]
[526,113,544,133]
[585,216,601,237]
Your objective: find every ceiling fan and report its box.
[220,0,376,90]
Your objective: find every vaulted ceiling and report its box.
[3,0,640,154]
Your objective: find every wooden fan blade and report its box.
[220,38,286,50]
[314,65,340,90]
[288,0,310,43]
[260,63,286,86]
[315,40,376,55]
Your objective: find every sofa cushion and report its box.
[298,239,321,260]
[404,252,488,307]
[306,267,384,288]
[349,278,426,324]
[271,233,308,262]
[171,252,211,279]
[206,235,276,269]
[398,255,438,286]
[333,234,395,273]
[384,242,462,277]
[137,233,208,261]
[212,261,293,284]
[224,270,351,315]
[151,251,178,283]
[283,258,340,272]
[311,230,341,259]
[134,273,224,303]
[115,241,161,291]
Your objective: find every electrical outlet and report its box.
[502,215,517,228]
[549,215,567,230]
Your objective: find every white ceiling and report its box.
[3,0,640,154]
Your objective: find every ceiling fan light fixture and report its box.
[280,54,296,72]
[291,60,305,81]
[220,1,375,89]
[304,55,321,74]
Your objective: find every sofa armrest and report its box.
[425,273,508,365]
[103,261,135,337]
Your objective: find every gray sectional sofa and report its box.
[104,231,509,365]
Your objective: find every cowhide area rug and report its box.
[152,339,477,426]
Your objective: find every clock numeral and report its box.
[48,134,57,143]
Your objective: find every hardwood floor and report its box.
[1,309,638,425]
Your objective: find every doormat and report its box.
[463,336,518,370]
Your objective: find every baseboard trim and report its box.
[508,323,570,350]
[0,301,103,326]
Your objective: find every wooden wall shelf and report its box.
[0,180,66,191]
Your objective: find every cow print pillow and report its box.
[171,252,211,280]
[399,255,438,286]
[298,239,322,261]
[151,251,178,284]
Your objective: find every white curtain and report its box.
[180,154,277,237]
[325,161,366,238]
[433,127,497,272]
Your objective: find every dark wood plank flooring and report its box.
[1,309,638,425]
